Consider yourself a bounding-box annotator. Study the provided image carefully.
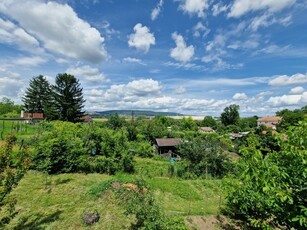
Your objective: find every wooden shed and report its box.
[154,138,182,155]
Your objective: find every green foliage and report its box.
[180,116,197,131]
[130,141,154,157]
[220,104,240,126]
[22,75,57,120]
[238,116,258,131]
[178,136,233,178]
[277,109,305,130]
[53,73,85,122]
[90,177,187,230]
[225,120,307,229]
[0,134,30,227]
[32,122,85,174]
[31,122,135,174]
[201,116,217,128]
[137,117,170,143]
[105,113,127,130]
[0,97,22,118]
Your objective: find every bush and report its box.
[178,136,233,178]
[32,122,135,174]
[225,120,307,229]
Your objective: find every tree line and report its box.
[22,74,85,122]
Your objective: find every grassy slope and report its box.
[4,158,224,229]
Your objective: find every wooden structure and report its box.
[154,138,181,155]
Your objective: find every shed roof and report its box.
[155,138,181,147]
[198,127,215,132]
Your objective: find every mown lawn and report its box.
[3,158,225,229]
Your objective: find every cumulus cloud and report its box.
[151,0,163,20]
[66,65,109,84]
[228,0,296,18]
[289,86,305,94]
[178,0,210,17]
[128,23,155,53]
[268,94,302,106]
[1,0,107,63]
[84,78,163,107]
[170,32,194,63]
[233,93,248,100]
[269,73,307,86]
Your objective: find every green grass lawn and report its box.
[3,158,225,229]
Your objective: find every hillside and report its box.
[4,158,224,229]
[87,110,184,118]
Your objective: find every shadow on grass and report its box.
[54,178,73,185]
[13,210,62,230]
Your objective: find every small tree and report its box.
[201,116,217,128]
[53,73,85,122]
[220,104,240,127]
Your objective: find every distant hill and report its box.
[87,110,184,118]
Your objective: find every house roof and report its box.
[257,116,281,122]
[155,138,181,147]
[198,127,215,132]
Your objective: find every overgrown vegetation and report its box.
[225,120,307,229]
[0,134,30,227]
[1,91,307,229]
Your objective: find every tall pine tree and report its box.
[22,75,57,120]
[53,73,85,122]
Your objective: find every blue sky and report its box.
[0,0,307,116]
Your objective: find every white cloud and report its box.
[289,86,305,94]
[151,0,164,20]
[0,18,41,52]
[170,32,194,63]
[249,14,292,31]
[84,78,163,107]
[15,56,47,67]
[123,57,146,65]
[173,86,186,94]
[228,36,260,50]
[233,92,248,100]
[1,0,107,63]
[165,61,204,71]
[100,20,120,39]
[128,23,155,53]
[228,0,296,18]
[269,73,307,86]
[0,67,24,98]
[193,22,210,37]
[212,3,228,16]
[268,94,302,106]
[178,0,210,17]
[66,65,108,84]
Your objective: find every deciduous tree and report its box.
[220,104,240,126]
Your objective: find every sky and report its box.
[0,0,307,116]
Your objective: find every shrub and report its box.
[225,120,307,229]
